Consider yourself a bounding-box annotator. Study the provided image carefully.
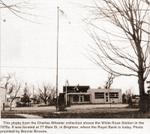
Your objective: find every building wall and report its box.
[63,88,122,105]
[87,88,122,104]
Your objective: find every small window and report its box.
[110,92,119,98]
[95,92,104,99]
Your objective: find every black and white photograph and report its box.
[0,0,150,123]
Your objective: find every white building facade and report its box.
[87,88,122,104]
[63,86,122,105]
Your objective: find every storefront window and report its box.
[73,95,79,102]
[84,95,90,101]
[95,92,104,99]
[110,92,119,98]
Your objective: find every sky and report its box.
[0,0,149,94]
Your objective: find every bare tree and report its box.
[0,0,39,23]
[20,83,31,106]
[39,84,56,105]
[104,73,115,89]
[7,83,21,111]
[0,74,21,110]
[88,0,150,111]
[144,0,150,5]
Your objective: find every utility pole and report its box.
[56,6,60,112]
[0,8,2,116]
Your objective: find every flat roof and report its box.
[67,93,90,95]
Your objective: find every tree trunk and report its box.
[44,99,47,104]
[9,99,15,111]
[138,72,149,112]
[9,101,13,111]
[136,39,149,112]
[138,72,145,97]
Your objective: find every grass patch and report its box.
[1,108,150,118]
